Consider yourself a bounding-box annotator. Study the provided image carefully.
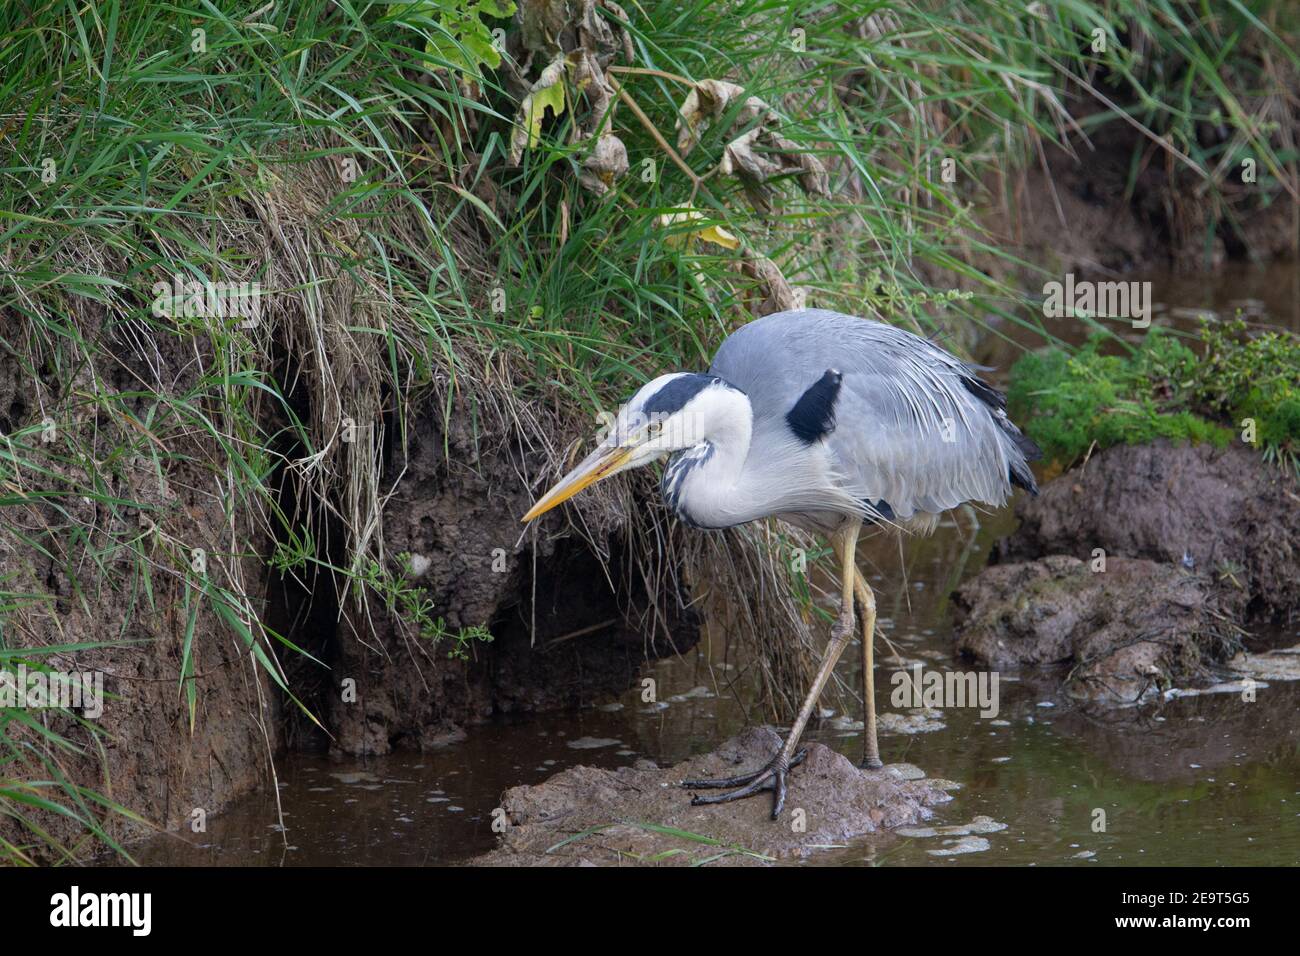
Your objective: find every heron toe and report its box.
[682,747,808,819]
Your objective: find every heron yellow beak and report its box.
[522,445,634,522]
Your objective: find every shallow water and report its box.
[979,259,1300,370]
[124,266,1300,867]
[126,506,1300,867]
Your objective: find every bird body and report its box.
[655,309,1039,533]
[523,308,1040,814]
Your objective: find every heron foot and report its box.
[859,756,884,770]
[682,746,808,819]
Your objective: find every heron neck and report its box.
[661,388,754,528]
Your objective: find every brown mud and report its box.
[0,303,277,851]
[954,440,1300,702]
[979,109,1299,278]
[472,727,957,866]
[998,441,1300,622]
[315,401,697,758]
[953,555,1241,701]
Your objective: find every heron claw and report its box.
[682,747,808,819]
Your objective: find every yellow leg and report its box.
[853,567,882,769]
[776,517,861,765]
[683,517,863,818]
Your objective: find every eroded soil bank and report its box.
[0,303,692,858]
[0,304,280,852]
[954,440,1300,701]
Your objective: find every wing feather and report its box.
[709,309,1036,523]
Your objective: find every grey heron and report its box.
[522,308,1040,818]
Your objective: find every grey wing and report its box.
[709,309,1039,521]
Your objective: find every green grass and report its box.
[0,0,1296,861]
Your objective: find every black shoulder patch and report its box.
[867,498,895,522]
[786,369,842,444]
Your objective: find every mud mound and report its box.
[472,727,957,866]
[954,555,1242,702]
[998,441,1300,623]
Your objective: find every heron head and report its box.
[522,373,727,522]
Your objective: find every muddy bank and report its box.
[998,441,1300,623]
[0,302,278,854]
[955,439,1299,701]
[979,108,1298,276]
[472,727,958,866]
[0,298,691,858]
[312,399,699,757]
[953,555,1242,701]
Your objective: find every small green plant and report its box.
[1007,329,1233,466]
[419,0,516,74]
[362,557,493,660]
[1194,320,1300,474]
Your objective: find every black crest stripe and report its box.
[643,374,720,417]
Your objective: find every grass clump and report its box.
[1195,321,1300,472]
[1008,322,1300,471]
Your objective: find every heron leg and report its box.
[682,518,862,819]
[853,567,883,770]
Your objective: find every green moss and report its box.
[1194,321,1300,472]
[1002,326,1293,468]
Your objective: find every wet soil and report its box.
[997,441,1300,625]
[954,555,1242,702]
[952,430,1300,704]
[473,727,957,866]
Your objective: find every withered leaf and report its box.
[579,132,629,196]
[509,56,568,163]
[740,251,799,315]
[675,79,768,156]
[675,78,831,210]
[722,128,830,213]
